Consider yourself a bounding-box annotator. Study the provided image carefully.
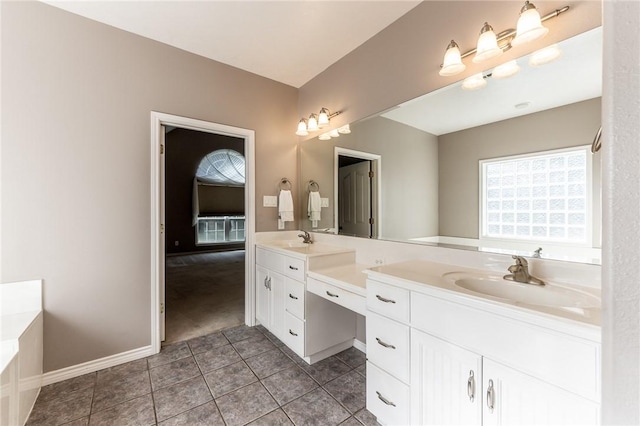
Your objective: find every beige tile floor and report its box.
[165,250,246,344]
[27,325,380,426]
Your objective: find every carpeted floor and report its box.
[165,250,245,344]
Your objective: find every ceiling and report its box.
[42,0,421,88]
[381,27,603,135]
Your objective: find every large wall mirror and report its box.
[299,27,602,265]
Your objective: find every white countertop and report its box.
[256,240,355,260]
[366,259,601,337]
[1,310,41,372]
[307,263,371,296]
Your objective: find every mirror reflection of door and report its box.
[338,156,372,238]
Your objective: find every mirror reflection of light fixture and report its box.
[438,2,569,77]
[329,129,340,138]
[492,60,521,79]
[529,44,562,66]
[318,132,331,141]
[439,40,466,76]
[512,1,549,47]
[296,118,309,136]
[296,107,342,135]
[462,73,487,90]
[473,22,503,63]
[338,124,351,134]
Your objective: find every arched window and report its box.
[196,149,245,186]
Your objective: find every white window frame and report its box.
[195,215,246,245]
[479,145,593,248]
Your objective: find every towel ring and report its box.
[308,180,320,192]
[591,126,602,153]
[279,178,292,191]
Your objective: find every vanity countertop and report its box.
[307,263,371,297]
[366,259,601,337]
[256,240,355,260]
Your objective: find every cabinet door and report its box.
[482,358,599,426]
[411,329,482,426]
[269,271,286,341]
[256,266,271,328]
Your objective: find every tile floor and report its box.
[27,325,380,426]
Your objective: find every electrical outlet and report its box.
[321,198,329,208]
[374,258,385,265]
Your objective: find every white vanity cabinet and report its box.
[365,267,601,426]
[255,245,357,363]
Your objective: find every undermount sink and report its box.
[442,272,600,309]
[262,240,352,255]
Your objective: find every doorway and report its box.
[150,112,256,353]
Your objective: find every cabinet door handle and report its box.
[375,294,396,304]
[288,329,298,336]
[264,276,269,288]
[289,293,298,300]
[376,337,396,349]
[267,277,272,290]
[288,265,299,271]
[467,370,475,402]
[326,291,339,298]
[486,379,495,413]
[376,391,396,407]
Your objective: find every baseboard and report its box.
[42,345,155,386]
[353,338,366,354]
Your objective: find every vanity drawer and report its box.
[256,247,284,272]
[285,278,305,319]
[366,361,410,426]
[284,311,305,357]
[366,311,410,384]
[367,279,410,324]
[306,277,366,316]
[283,256,305,282]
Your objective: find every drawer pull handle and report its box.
[376,295,396,304]
[376,391,396,407]
[376,337,396,349]
[486,379,495,413]
[289,265,299,271]
[289,294,298,300]
[289,329,298,336]
[326,291,339,298]
[467,370,475,402]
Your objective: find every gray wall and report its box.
[1,1,297,372]
[299,116,438,240]
[438,98,602,241]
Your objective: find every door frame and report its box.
[150,111,256,353]
[334,147,381,238]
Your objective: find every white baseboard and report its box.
[42,345,155,387]
[353,338,366,354]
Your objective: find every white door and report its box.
[482,358,599,426]
[411,329,483,425]
[338,161,371,237]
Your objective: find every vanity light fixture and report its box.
[529,44,562,66]
[337,124,351,134]
[318,132,331,141]
[296,107,342,136]
[438,2,569,77]
[492,59,521,79]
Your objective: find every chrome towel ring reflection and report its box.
[591,126,602,153]
[279,178,292,191]
[308,180,320,192]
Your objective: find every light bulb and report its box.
[529,44,562,66]
[473,22,503,63]
[492,60,520,79]
[462,73,487,90]
[512,1,549,47]
[439,40,466,76]
[307,113,319,132]
[296,118,308,136]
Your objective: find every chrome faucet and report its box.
[503,255,545,286]
[298,230,312,244]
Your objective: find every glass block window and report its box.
[480,147,591,244]
[196,216,245,244]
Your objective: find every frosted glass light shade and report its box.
[512,1,549,47]
[318,132,331,141]
[462,73,487,90]
[338,124,351,134]
[329,129,340,138]
[307,113,319,132]
[473,23,502,63]
[318,108,330,128]
[296,119,308,136]
[439,40,466,76]
[493,60,520,79]
[529,44,562,66]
